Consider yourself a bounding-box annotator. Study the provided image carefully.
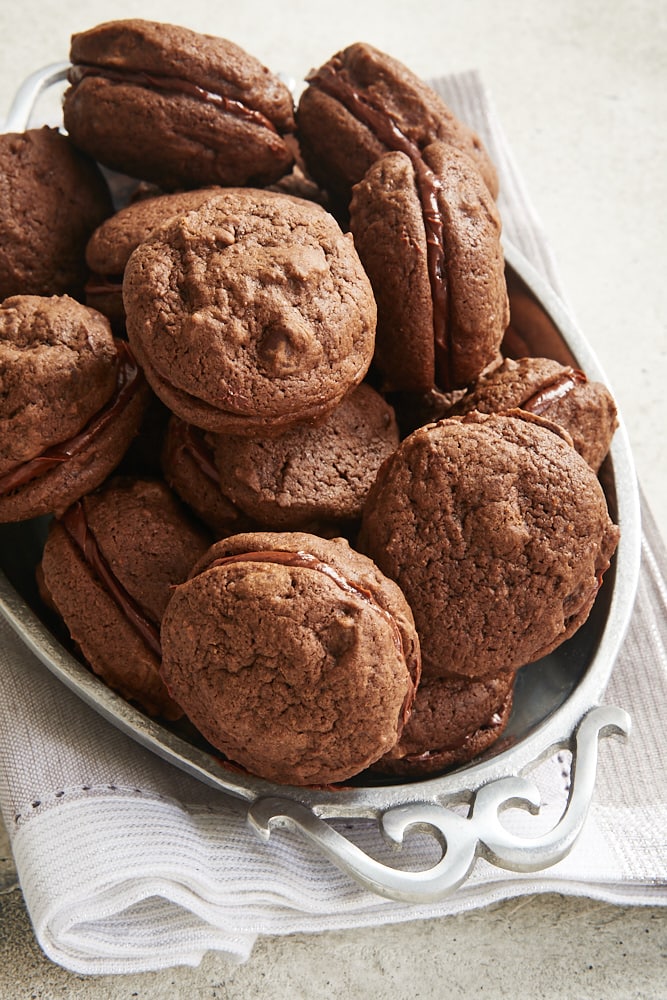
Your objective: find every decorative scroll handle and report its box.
[247,705,630,903]
[473,704,630,871]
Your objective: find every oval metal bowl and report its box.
[0,66,642,902]
[0,241,641,902]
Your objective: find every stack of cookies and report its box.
[0,19,620,787]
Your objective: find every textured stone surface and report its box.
[0,861,664,999]
[0,815,17,894]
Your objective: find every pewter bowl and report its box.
[0,65,642,902]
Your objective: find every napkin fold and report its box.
[1,71,666,976]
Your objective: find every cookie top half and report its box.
[0,294,118,477]
[371,671,515,777]
[210,382,400,529]
[86,187,227,276]
[450,356,618,472]
[85,187,227,331]
[40,477,211,718]
[123,189,377,434]
[0,294,151,521]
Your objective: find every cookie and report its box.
[85,186,225,330]
[0,127,112,300]
[297,42,498,208]
[359,410,620,679]
[160,531,421,785]
[450,356,618,471]
[39,477,211,718]
[209,383,399,530]
[161,415,257,536]
[349,142,508,393]
[372,671,515,777]
[0,295,150,522]
[63,19,296,190]
[123,189,377,435]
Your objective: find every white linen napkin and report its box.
[0,71,665,976]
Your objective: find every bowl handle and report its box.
[2,62,69,133]
[247,704,630,903]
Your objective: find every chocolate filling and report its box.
[59,500,162,657]
[519,367,587,415]
[85,273,124,296]
[0,341,144,497]
[204,548,405,656]
[68,64,284,139]
[308,60,453,389]
[176,421,219,485]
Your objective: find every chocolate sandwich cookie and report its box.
[40,478,211,718]
[209,383,399,530]
[349,141,508,393]
[449,356,618,472]
[161,415,257,536]
[0,295,150,522]
[124,189,377,435]
[0,127,112,300]
[85,187,224,330]
[160,532,421,785]
[372,671,515,777]
[63,19,296,190]
[297,42,498,209]
[359,410,620,680]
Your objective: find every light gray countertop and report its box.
[0,1,665,995]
